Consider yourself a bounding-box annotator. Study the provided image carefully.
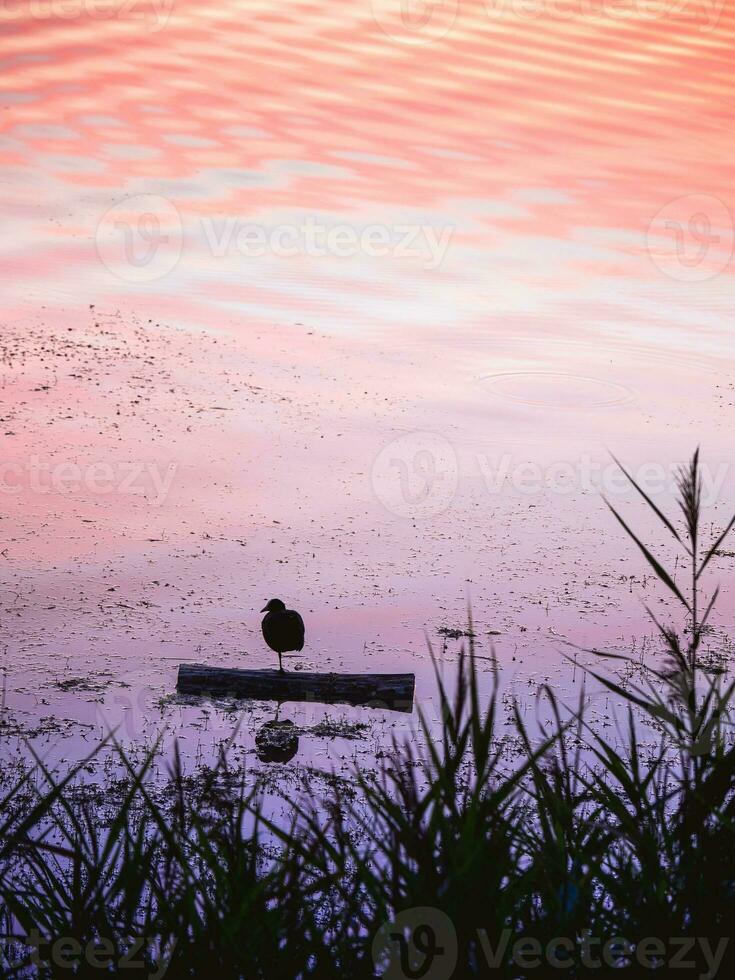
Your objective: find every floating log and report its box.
[177,664,415,712]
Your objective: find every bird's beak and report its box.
[260,604,268,613]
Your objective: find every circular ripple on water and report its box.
[477,371,636,410]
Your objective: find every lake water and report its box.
[1,0,734,778]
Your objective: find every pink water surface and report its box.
[1,0,734,772]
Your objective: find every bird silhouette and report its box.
[260,598,305,672]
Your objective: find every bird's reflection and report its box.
[255,707,300,763]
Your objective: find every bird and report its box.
[260,598,305,672]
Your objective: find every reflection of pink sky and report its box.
[1,0,733,334]
[1,3,735,765]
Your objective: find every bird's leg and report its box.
[278,651,284,673]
